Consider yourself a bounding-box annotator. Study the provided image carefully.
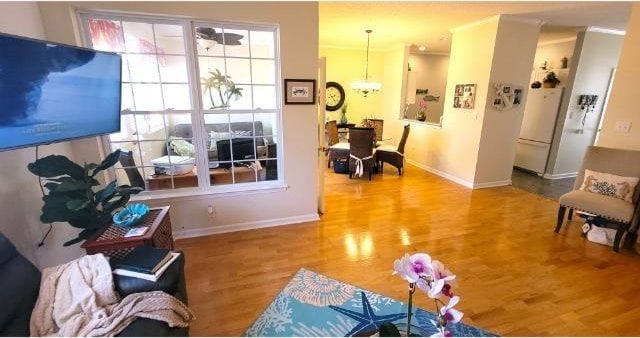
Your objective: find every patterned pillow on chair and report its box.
[580,169,639,202]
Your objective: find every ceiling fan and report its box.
[195,27,243,50]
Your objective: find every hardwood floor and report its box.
[176,164,640,336]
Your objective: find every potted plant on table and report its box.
[542,71,561,88]
[28,149,143,246]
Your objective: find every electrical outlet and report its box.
[615,121,632,133]
[207,205,215,217]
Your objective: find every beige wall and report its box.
[406,53,449,123]
[37,2,320,237]
[598,4,640,150]
[0,2,85,268]
[547,31,624,177]
[474,17,541,185]
[319,47,385,124]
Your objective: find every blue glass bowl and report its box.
[112,203,150,227]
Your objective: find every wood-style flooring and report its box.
[176,164,640,336]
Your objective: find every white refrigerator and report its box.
[514,88,564,174]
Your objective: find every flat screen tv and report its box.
[216,138,256,169]
[0,32,122,151]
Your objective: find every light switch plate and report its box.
[615,121,632,133]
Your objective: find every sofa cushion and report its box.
[559,190,635,223]
[0,233,41,336]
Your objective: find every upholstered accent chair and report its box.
[555,146,640,252]
[375,124,410,176]
[348,127,376,181]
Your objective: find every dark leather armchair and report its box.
[0,232,189,336]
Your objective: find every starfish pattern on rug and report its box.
[329,291,407,336]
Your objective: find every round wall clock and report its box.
[325,81,345,111]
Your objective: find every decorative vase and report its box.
[416,111,426,122]
[340,111,348,124]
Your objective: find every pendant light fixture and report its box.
[351,29,382,97]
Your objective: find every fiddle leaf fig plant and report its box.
[28,149,143,246]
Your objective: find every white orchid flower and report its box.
[440,296,464,324]
[393,253,432,284]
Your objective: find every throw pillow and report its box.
[580,169,639,202]
[209,131,230,151]
[168,137,195,157]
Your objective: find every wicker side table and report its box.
[81,206,174,260]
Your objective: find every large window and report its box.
[79,12,281,193]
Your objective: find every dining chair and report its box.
[364,119,384,142]
[555,146,640,252]
[118,150,146,190]
[348,127,376,180]
[327,120,348,168]
[325,120,339,146]
[375,124,410,176]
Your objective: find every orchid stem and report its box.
[407,283,415,336]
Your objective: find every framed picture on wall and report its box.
[492,83,523,111]
[284,79,316,105]
[453,84,476,109]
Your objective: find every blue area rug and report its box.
[245,268,497,337]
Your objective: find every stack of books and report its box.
[112,246,180,282]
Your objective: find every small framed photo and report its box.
[284,79,316,105]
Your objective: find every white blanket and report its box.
[30,254,194,337]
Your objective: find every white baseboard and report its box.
[173,213,320,239]
[407,160,511,189]
[543,172,578,180]
[406,159,474,189]
[473,180,512,189]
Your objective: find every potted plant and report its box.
[28,149,143,246]
[202,68,243,109]
[543,71,561,88]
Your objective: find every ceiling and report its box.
[319,2,632,53]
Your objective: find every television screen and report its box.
[0,33,121,151]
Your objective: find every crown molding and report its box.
[499,15,544,27]
[450,15,500,33]
[587,26,626,35]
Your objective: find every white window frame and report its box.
[76,10,286,197]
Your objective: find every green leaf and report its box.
[54,178,89,192]
[28,155,85,178]
[91,150,122,177]
[116,185,144,196]
[95,181,117,203]
[102,195,130,214]
[84,163,98,172]
[66,199,91,211]
[44,182,60,192]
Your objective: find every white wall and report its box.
[475,17,541,186]
[546,31,624,177]
[38,2,319,238]
[406,54,449,123]
[0,2,85,268]
[598,4,640,150]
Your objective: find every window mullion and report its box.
[184,20,211,189]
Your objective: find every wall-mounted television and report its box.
[0,32,122,151]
